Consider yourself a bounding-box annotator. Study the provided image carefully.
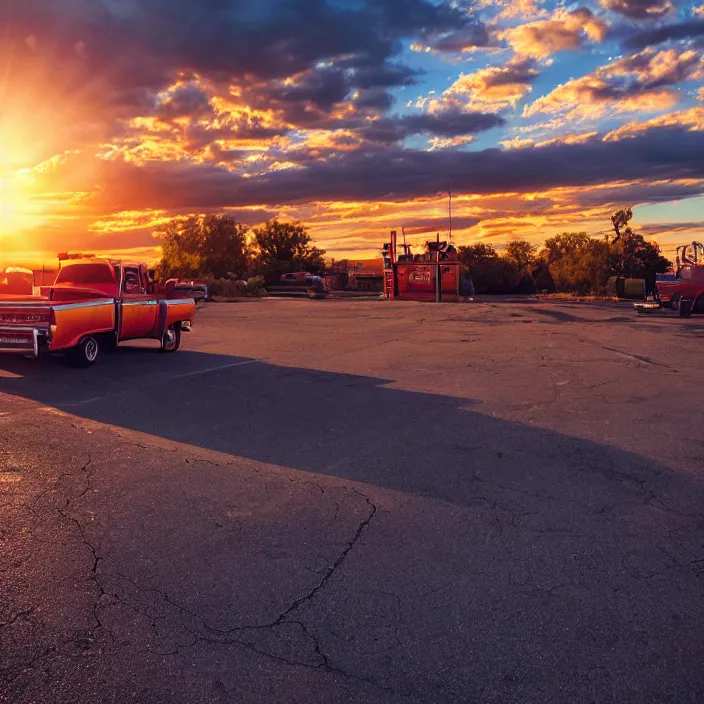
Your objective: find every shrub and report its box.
[198,275,267,298]
[246,276,266,296]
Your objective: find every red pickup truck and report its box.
[0,259,196,366]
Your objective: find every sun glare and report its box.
[0,135,47,249]
[0,175,35,236]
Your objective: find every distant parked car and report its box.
[280,272,313,282]
[173,281,208,303]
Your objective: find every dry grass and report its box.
[537,293,621,303]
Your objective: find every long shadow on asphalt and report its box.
[0,345,701,516]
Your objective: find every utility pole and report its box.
[435,232,441,303]
[448,183,453,245]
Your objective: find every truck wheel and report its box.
[160,324,181,353]
[69,336,100,367]
[678,297,692,318]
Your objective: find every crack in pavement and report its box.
[0,607,36,629]
[26,456,110,643]
[272,488,377,626]
[74,486,388,693]
[14,453,388,692]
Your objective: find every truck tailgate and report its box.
[0,299,52,356]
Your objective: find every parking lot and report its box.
[2,298,704,703]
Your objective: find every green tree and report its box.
[504,237,536,274]
[158,214,250,280]
[540,232,611,294]
[159,218,202,279]
[582,239,612,294]
[458,243,520,294]
[611,232,670,279]
[606,207,670,278]
[610,207,633,243]
[199,214,249,279]
[458,243,499,268]
[252,219,325,280]
[542,232,592,265]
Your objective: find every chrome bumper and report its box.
[0,326,50,358]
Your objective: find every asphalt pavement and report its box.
[1,297,704,703]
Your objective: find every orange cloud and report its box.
[524,48,702,120]
[427,136,476,150]
[497,0,548,20]
[4,172,702,265]
[605,48,703,85]
[501,131,599,149]
[499,8,607,59]
[602,106,704,140]
[88,210,173,234]
[444,58,540,111]
[499,136,537,149]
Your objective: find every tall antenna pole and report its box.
[448,183,453,244]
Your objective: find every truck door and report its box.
[119,265,158,340]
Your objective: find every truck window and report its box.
[55,263,114,285]
[123,266,142,293]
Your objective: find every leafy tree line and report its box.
[458,208,670,296]
[157,207,670,298]
[157,215,326,289]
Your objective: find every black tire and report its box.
[160,324,181,352]
[678,297,692,318]
[69,336,100,367]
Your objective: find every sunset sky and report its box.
[1,0,703,266]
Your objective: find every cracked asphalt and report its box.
[1,298,704,703]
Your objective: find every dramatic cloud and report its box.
[501,131,599,148]
[422,23,492,52]
[1,0,703,261]
[0,0,465,133]
[623,19,704,50]
[497,0,549,20]
[402,216,483,235]
[602,106,704,139]
[357,110,506,143]
[353,64,419,90]
[58,123,704,212]
[600,0,675,20]
[270,69,352,113]
[524,48,703,119]
[445,58,541,111]
[155,84,214,123]
[499,8,607,59]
